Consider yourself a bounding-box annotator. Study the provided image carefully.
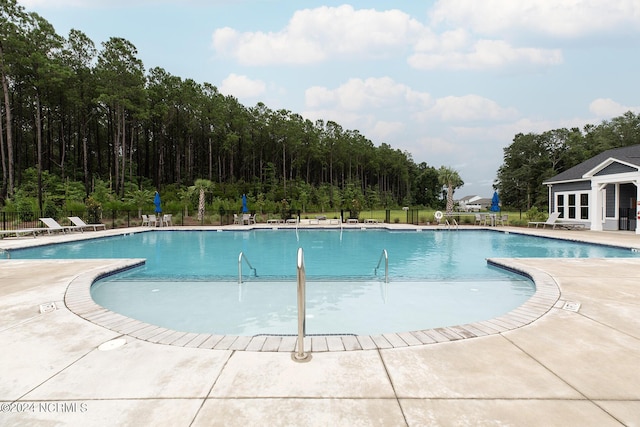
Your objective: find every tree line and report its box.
[495,111,640,212]
[0,0,453,217]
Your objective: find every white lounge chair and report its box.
[39,217,83,234]
[0,228,40,239]
[527,212,560,228]
[68,216,106,231]
[553,220,586,230]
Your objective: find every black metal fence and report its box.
[0,210,139,231]
[1,208,437,231]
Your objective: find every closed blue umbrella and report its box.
[490,191,500,212]
[242,194,248,213]
[154,191,162,214]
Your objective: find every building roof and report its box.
[458,195,482,203]
[544,144,640,184]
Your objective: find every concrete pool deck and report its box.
[1,225,639,425]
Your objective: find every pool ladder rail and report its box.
[444,217,459,230]
[293,247,311,362]
[374,249,389,284]
[238,252,257,284]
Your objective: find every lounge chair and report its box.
[527,212,560,228]
[39,217,83,234]
[0,228,40,239]
[553,220,586,230]
[68,216,106,231]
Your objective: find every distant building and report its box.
[457,195,492,212]
[543,144,640,233]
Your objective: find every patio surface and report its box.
[0,224,639,426]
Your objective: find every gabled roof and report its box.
[544,144,640,184]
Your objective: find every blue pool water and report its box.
[6,229,635,280]
[6,229,638,335]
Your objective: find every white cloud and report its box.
[212,5,425,65]
[371,121,405,140]
[211,4,572,71]
[589,98,640,118]
[219,73,266,99]
[430,0,640,38]
[417,136,460,155]
[302,77,430,144]
[305,77,431,111]
[409,39,563,70]
[417,95,518,122]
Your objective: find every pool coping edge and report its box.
[64,257,560,352]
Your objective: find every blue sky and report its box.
[19,0,640,198]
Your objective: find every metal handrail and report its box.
[292,247,311,362]
[238,252,257,284]
[374,249,388,283]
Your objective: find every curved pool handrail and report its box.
[238,252,257,284]
[374,249,388,284]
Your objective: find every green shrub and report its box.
[526,207,545,222]
[86,196,102,224]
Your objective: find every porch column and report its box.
[591,182,604,231]
[636,180,640,235]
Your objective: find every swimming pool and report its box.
[7,229,638,336]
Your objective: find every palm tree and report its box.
[178,187,193,218]
[438,166,464,215]
[125,188,154,218]
[190,179,213,221]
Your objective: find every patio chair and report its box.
[527,212,560,228]
[233,214,240,225]
[68,216,106,231]
[39,217,84,234]
[162,214,173,226]
[141,215,150,226]
[148,214,158,227]
[496,214,509,226]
